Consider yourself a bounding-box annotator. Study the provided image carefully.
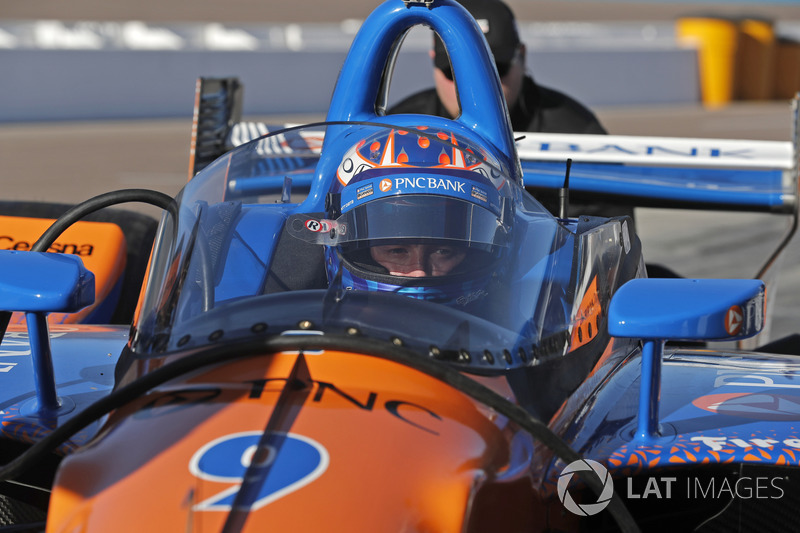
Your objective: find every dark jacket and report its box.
[388,76,632,221]
[389,75,607,135]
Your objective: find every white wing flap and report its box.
[514,132,794,169]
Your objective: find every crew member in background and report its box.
[389,0,633,220]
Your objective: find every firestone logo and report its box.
[557,459,614,516]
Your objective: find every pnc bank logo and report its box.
[725,305,743,336]
[379,179,392,192]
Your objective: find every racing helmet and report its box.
[292,127,513,307]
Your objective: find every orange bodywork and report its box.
[1,216,127,323]
[570,276,602,350]
[46,350,543,532]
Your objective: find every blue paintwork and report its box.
[522,161,790,212]
[609,278,765,444]
[220,151,791,213]
[636,340,663,443]
[0,250,95,313]
[325,0,514,157]
[609,278,765,341]
[1,1,798,511]
[547,350,800,482]
[542,277,786,485]
[303,0,520,214]
[0,250,98,417]
[0,325,127,451]
[25,313,61,414]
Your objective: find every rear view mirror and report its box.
[607,278,765,443]
[608,278,764,342]
[0,250,95,415]
[0,250,95,313]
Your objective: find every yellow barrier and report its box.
[737,18,776,100]
[677,16,783,106]
[677,17,740,107]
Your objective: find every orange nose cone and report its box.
[47,351,543,533]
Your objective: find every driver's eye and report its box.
[386,247,409,255]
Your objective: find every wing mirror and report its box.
[608,278,764,443]
[0,250,95,415]
[609,278,765,342]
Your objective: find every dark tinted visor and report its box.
[286,194,508,247]
[339,195,507,246]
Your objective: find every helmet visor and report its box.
[288,194,508,248]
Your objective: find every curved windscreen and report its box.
[131,122,583,372]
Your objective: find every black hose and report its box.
[0,189,176,347]
[0,334,639,532]
[31,189,175,253]
[0,187,638,530]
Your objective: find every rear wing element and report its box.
[188,77,243,179]
[516,94,799,214]
[189,77,798,215]
[516,124,798,213]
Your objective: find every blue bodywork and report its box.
[0,0,799,529]
[0,324,125,450]
[212,142,794,213]
[550,349,800,473]
[522,161,791,211]
[0,251,95,313]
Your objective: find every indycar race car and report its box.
[2,0,800,531]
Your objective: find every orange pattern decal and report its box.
[602,428,800,477]
[570,276,602,349]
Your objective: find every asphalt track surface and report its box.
[3,0,800,344]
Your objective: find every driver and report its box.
[369,242,466,277]
[325,185,507,308]
[290,127,513,308]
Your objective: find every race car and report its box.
[0,0,799,531]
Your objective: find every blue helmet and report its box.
[295,127,513,308]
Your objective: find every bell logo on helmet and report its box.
[356,183,374,200]
[471,185,489,203]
